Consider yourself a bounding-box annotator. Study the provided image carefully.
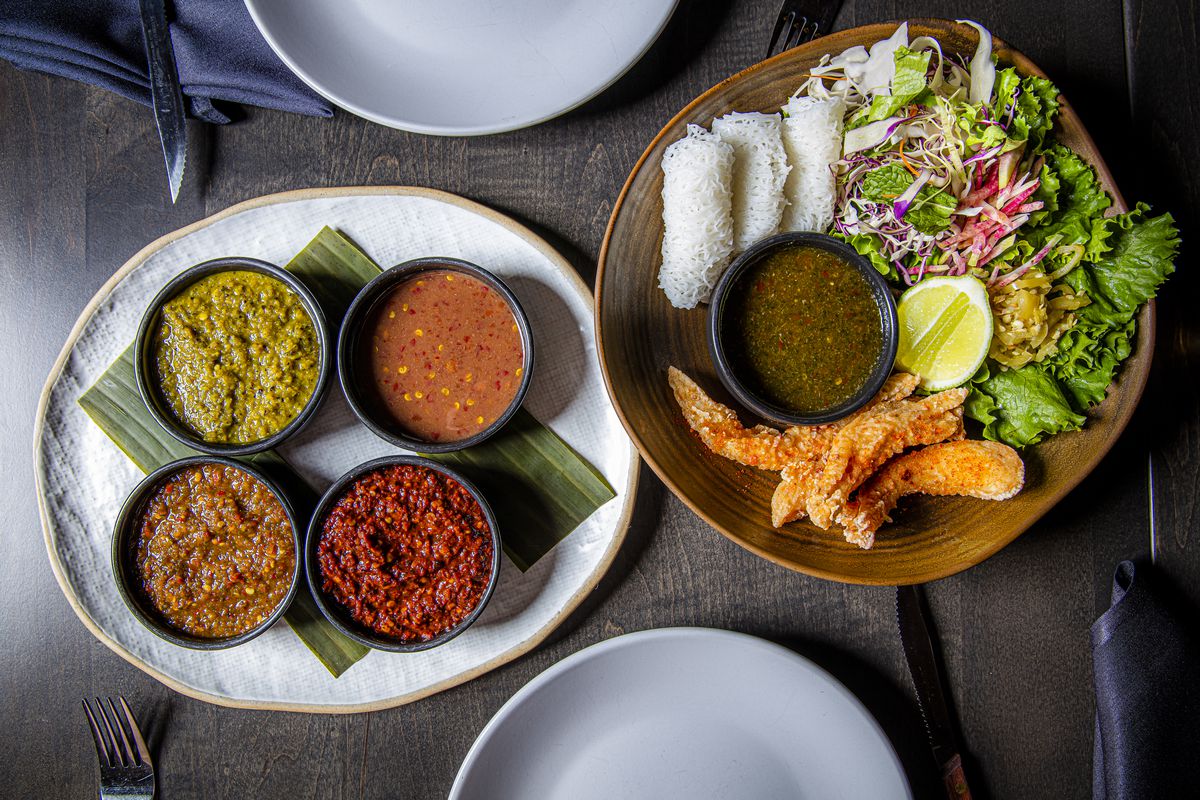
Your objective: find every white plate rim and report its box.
[241,0,680,136]
[32,185,640,713]
[449,626,913,798]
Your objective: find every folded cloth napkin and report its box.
[1092,560,1200,800]
[0,0,331,123]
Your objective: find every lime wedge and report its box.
[895,276,993,390]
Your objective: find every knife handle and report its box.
[942,753,972,800]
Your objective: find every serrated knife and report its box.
[138,0,187,203]
[896,584,972,799]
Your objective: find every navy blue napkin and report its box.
[1092,560,1200,800]
[0,0,332,124]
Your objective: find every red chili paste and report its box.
[317,464,494,642]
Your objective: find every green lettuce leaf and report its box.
[1030,160,1061,224]
[1048,318,1134,408]
[992,68,1021,117]
[856,47,932,124]
[992,68,1060,148]
[834,230,897,279]
[965,365,1086,448]
[1012,75,1060,148]
[1085,204,1179,315]
[1027,144,1111,248]
[1043,204,1179,408]
[954,92,1018,153]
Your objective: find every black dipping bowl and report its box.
[305,455,502,653]
[111,456,303,650]
[338,257,535,453]
[134,256,332,457]
[708,232,899,426]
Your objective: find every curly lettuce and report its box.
[967,204,1178,446]
[993,68,1060,149]
[1044,204,1179,407]
[967,364,1085,448]
[1026,144,1112,250]
[834,230,896,280]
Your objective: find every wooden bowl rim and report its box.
[595,18,1155,585]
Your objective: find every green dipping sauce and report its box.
[154,270,319,444]
[722,244,885,415]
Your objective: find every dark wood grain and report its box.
[0,1,1193,799]
[1123,0,1200,606]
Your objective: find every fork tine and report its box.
[797,17,820,46]
[784,16,807,51]
[82,699,113,768]
[813,0,844,40]
[766,8,794,58]
[105,697,138,766]
[118,697,152,766]
[95,697,128,767]
[767,0,844,56]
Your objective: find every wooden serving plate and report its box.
[596,19,1152,585]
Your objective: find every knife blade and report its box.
[896,584,972,800]
[138,0,187,203]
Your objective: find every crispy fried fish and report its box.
[667,366,827,470]
[837,440,1025,549]
[667,367,920,471]
[771,459,824,528]
[667,366,1013,547]
[804,388,969,529]
[767,373,924,527]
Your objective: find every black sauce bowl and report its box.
[111,456,303,650]
[304,455,502,653]
[134,256,333,457]
[707,232,899,426]
[338,257,535,454]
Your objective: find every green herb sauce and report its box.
[154,270,319,444]
[723,245,884,414]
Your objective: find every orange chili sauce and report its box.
[362,270,525,443]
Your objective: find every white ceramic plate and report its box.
[243,0,678,135]
[33,187,638,712]
[451,628,912,799]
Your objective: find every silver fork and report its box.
[82,697,156,800]
[766,0,845,58]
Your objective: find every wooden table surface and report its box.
[2,1,1195,797]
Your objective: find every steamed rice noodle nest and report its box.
[657,97,844,309]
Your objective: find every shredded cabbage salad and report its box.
[796,22,1180,448]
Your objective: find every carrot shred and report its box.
[899,141,919,176]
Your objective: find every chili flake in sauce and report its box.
[134,463,296,638]
[361,270,524,443]
[722,244,885,414]
[317,464,495,642]
[154,270,320,444]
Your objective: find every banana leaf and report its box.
[78,226,615,676]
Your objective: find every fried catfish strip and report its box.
[837,440,1025,549]
[805,388,969,529]
[667,366,828,469]
[771,460,824,527]
[768,373,923,527]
